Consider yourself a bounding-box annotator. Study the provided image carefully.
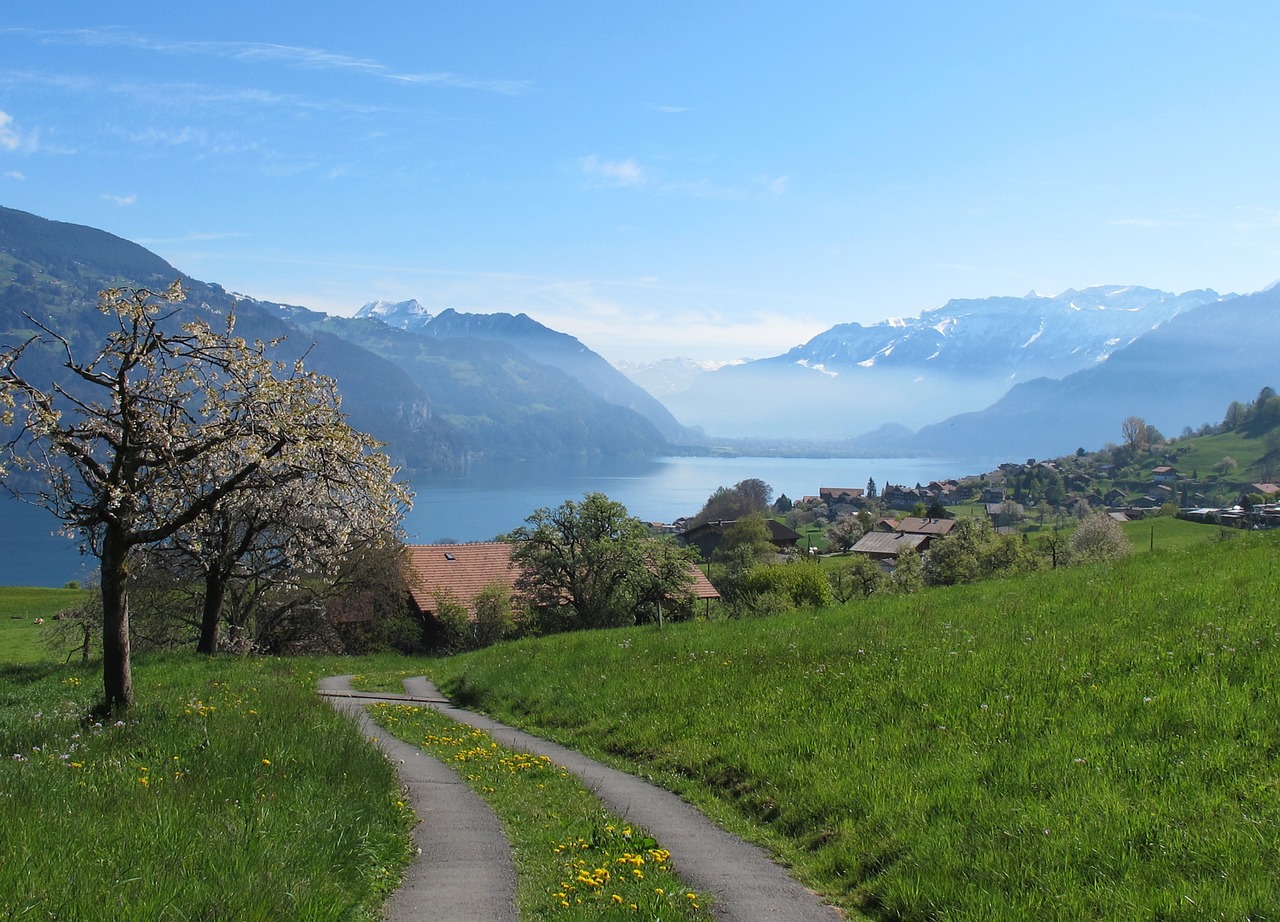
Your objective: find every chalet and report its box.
[1251,483,1280,497]
[1104,488,1129,508]
[980,488,1007,505]
[679,519,802,559]
[893,517,957,538]
[1152,466,1179,484]
[882,483,929,511]
[850,531,928,561]
[405,542,720,621]
[405,543,522,617]
[819,486,865,506]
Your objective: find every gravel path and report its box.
[321,675,844,922]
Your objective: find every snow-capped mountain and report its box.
[350,305,698,444]
[613,357,747,398]
[772,285,1223,382]
[664,286,1229,439]
[354,298,433,330]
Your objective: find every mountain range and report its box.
[4,204,1277,468]
[659,286,1230,442]
[0,206,687,472]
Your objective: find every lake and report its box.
[1,454,997,587]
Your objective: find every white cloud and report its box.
[1108,217,1166,228]
[102,193,137,206]
[581,155,647,188]
[757,173,790,197]
[9,27,529,95]
[4,170,25,180]
[0,110,36,152]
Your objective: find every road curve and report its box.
[319,675,518,922]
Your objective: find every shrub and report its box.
[1068,511,1133,564]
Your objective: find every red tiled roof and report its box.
[405,543,520,613]
[406,542,719,614]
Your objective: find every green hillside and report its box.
[426,531,1280,920]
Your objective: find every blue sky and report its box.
[3,3,1278,362]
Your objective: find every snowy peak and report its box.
[774,285,1224,379]
[355,298,433,331]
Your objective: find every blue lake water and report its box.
[1,454,998,587]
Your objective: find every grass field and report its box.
[5,526,1276,919]
[1120,514,1230,552]
[0,586,87,664]
[423,530,1280,920]
[0,653,414,920]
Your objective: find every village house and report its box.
[818,486,865,505]
[1152,465,1179,484]
[893,516,958,538]
[679,519,803,559]
[850,530,928,562]
[405,542,720,626]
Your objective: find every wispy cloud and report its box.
[5,27,529,95]
[0,109,37,152]
[653,105,689,114]
[4,170,25,180]
[580,154,746,200]
[1108,217,1170,228]
[581,155,647,188]
[1231,207,1280,230]
[756,173,790,197]
[102,193,137,206]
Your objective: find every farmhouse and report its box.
[893,517,957,538]
[679,519,802,559]
[818,486,865,505]
[850,530,928,561]
[405,542,720,621]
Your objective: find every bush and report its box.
[742,560,832,610]
[1068,511,1133,564]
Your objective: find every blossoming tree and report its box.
[1,282,408,709]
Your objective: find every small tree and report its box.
[830,553,884,600]
[890,547,922,593]
[825,514,863,553]
[1068,511,1132,564]
[1122,415,1148,452]
[507,493,682,631]
[923,518,986,586]
[709,513,775,612]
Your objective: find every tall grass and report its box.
[0,654,414,920]
[426,531,1280,920]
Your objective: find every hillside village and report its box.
[660,453,1280,566]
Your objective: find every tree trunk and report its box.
[196,569,227,655]
[99,526,133,711]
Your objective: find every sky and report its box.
[3,2,1279,364]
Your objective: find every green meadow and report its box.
[0,653,415,921]
[3,527,1278,919]
[0,586,87,664]
[424,531,1280,920]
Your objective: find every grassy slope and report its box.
[0,587,87,664]
[425,532,1280,921]
[0,653,414,920]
